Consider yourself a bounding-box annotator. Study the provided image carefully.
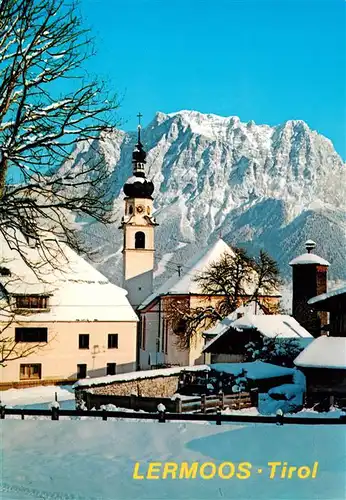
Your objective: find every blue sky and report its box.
[81,0,345,158]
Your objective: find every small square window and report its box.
[108,334,118,349]
[20,364,42,380]
[77,364,87,379]
[79,334,89,349]
[106,363,117,376]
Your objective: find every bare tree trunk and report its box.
[0,154,7,199]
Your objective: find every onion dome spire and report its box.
[132,112,147,177]
[123,112,154,199]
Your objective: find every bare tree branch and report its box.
[167,247,282,350]
[0,0,120,265]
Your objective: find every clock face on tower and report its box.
[136,205,144,214]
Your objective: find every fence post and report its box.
[0,403,5,419]
[102,408,107,421]
[51,405,59,420]
[86,392,91,410]
[51,398,60,421]
[250,388,259,407]
[216,407,222,426]
[276,409,284,426]
[219,392,224,410]
[176,398,182,414]
[157,403,166,423]
[201,394,206,414]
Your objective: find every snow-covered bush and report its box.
[245,337,304,367]
[258,377,305,415]
[216,369,249,394]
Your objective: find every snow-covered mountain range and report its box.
[70,110,346,291]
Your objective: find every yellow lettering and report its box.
[297,466,311,479]
[281,462,288,478]
[162,462,178,479]
[312,462,319,478]
[268,461,281,479]
[133,462,144,480]
[288,466,297,478]
[179,462,199,479]
[200,462,217,480]
[218,462,235,479]
[236,462,252,479]
[147,462,162,480]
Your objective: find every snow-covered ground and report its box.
[0,385,75,409]
[1,383,345,499]
[0,383,343,419]
[1,419,345,500]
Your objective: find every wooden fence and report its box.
[181,392,252,413]
[82,391,253,413]
[1,405,346,425]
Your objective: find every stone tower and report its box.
[289,240,329,337]
[119,116,158,309]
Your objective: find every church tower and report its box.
[119,114,158,308]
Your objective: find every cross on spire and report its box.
[136,112,143,144]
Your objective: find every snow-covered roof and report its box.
[294,336,346,369]
[232,314,313,338]
[209,361,295,380]
[139,238,280,310]
[203,301,266,339]
[289,253,330,266]
[0,233,138,322]
[308,285,346,306]
[139,239,234,309]
[203,314,312,352]
[73,364,210,388]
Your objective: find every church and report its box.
[119,120,282,370]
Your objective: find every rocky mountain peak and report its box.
[66,111,345,288]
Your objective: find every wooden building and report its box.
[202,313,312,364]
[294,336,346,406]
[308,285,346,336]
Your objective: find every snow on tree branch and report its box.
[0,0,120,265]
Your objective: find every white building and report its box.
[0,232,138,385]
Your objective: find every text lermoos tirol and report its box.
[133,461,319,480]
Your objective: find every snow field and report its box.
[1,419,345,500]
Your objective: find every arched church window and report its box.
[128,205,133,215]
[135,231,145,249]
